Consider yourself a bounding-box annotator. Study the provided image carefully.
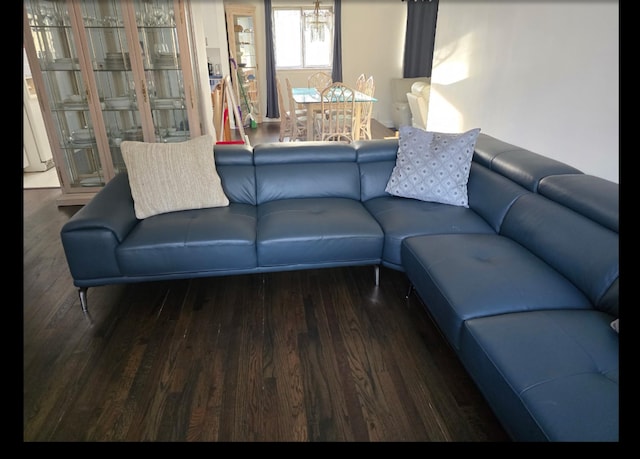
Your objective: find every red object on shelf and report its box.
[216,140,245,145]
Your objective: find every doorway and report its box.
[23,47,59,189]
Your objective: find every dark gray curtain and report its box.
[264,0,278,118]
[403,0,439,78]
[331,0,342,82]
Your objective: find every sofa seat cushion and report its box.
[401,233,592,349]
[364,196,494,269]
[117,203,257,276]
[459,309,619,441]
[257,197,383,268]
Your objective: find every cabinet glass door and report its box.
[24,0,110,189]
[78,0,194,171]
[77,0,142,175]
[131,0,192,143]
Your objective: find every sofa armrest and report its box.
[407,92,428,130]
[60,173,139,286]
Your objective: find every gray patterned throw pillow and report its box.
[385,126,481,207]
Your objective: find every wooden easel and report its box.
[211,75,249,145]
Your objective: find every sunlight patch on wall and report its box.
[430,31,473,86]
[431,60,469,86]
[426,88,463,133]
[426,31,474,132]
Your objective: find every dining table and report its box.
[292,86,377,141]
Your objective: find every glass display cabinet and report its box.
[23,0,201,205]
[225,4,261,125]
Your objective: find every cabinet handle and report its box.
[85,89,91,104]
[141,79,147,103]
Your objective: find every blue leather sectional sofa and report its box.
[60,134,619,442]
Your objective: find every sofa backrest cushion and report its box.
[214,146,256,205]
[474,133,583,192]
[356,139,399,201]
[500,193,619,314]
[467,163,530,232]
[254,142,355,162]
[538,174,619,233]
[489,150,583,193]
[253,143,360,204]
[473,133,522,167]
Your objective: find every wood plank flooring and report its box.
[22,127,510,441]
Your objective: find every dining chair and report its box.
[285,77,308,141]
[276,77,292,142]
[285,78,308,118]
[358,76,375,140]
[308,71,333,92]
[355,73,366,93]
[315,82,356,142]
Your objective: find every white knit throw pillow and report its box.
[121,135,229,219]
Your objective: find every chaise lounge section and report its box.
[60,132,619,441]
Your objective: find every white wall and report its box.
[429,1,619,183]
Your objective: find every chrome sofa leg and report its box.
[78,287,89,314]
[405,283,414,299]
[374,265,380,286]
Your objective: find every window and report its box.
[272,6,333,69]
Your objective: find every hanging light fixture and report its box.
[303,0,332,42]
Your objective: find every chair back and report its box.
[276,77,292,141]
[276,77,286,116]
[358,76,375,140]
[286,77,307,141]
[308,71,333,92]
[355,73,366,92]
[319,82,356,142]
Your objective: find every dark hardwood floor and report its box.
[22,123,510,442]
